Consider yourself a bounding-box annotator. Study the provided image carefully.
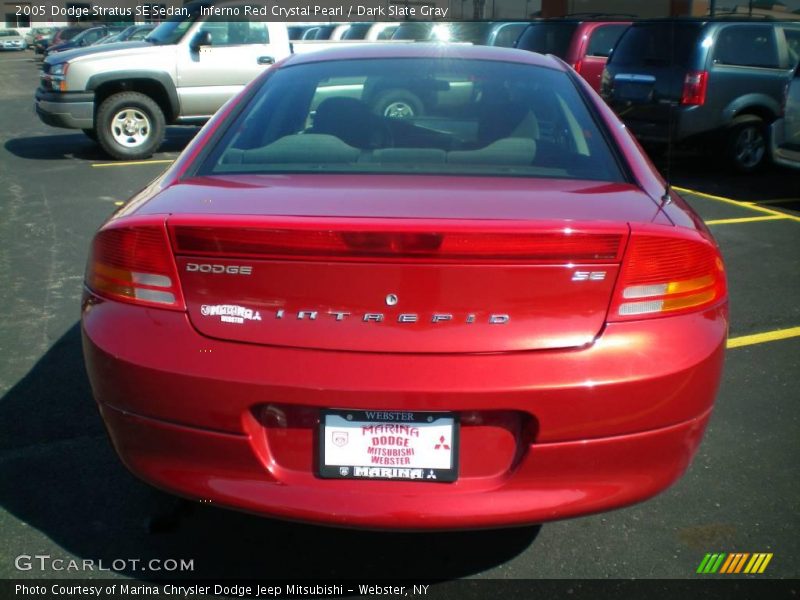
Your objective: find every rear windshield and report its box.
[515,23,579,58]
[200,58,623,182]
[610,23,702,68]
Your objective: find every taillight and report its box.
[86,222,184,310]
[608,230,726,321]
[681,70,708,106]
[572,59,583,74]
[171,225,624,264]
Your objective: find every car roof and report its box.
[284,43,565,70]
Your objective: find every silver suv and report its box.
[35,2,291,160]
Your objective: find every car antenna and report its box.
[661,18,676,206]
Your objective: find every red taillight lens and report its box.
[609,231,726,321]
[572,59,583,74]
[86,223,184,309]
[681,70,708,106]
[172,225,624,264]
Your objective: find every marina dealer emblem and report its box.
[332,431,349,447]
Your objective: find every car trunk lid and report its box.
[145,174,665,354]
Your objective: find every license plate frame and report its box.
[318,409,459,483]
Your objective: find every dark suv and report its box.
[601,19,800,172]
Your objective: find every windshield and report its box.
[145,8,200,44]
[70,29,96,43]
[200,58,623,182]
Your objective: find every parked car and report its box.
[301,25,336,40]
[36,7,293,160]
[486,22,528,47]
[390,21,527,47]
[365,22,399,41]
[287,25,307,41]
[515,19,631,91]
[334,23,372,40]
[25,26,55,47]
[430,22,529,47]
[601,19,800,172]
[46,25,127,55]
[391,22,435,41]
[0,29,26,51]
[771,61,800,169]
[82,43,728,530]
[93,24,156,45]
[36,25,89,57]
[33,27,62,55]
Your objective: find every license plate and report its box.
[319,409,458,482]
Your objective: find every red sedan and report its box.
[82,44,727,530]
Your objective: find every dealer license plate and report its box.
[319,409,458,482]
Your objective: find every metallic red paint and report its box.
[82,45,728,529]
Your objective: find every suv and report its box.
[601,19,800,172]
[515,20,631,91]
[35,2,291,160]
[771,61,800,169]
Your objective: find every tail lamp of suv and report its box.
[681,70,708,106]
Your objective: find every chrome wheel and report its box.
[111,108,151,148]
[382,101,415,119]
[733,125,765,170]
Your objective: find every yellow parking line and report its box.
[705,215,788,225]
[91,159,175,168]
[674,186,800,224]
[727,326,800,349]
[753,198,800,206]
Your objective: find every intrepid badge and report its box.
[200,304,262,325]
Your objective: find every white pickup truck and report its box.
[35,1,408,160]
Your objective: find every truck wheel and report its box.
[82,128,97,142]
[372,90,423,120]
[96,92,165,161]
[726,116,766,173]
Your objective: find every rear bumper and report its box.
[82,294,727,529]
[35,88,94,129]
[100,401,712,529]
[618,106,712,145]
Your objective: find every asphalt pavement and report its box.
[0,51,798,584]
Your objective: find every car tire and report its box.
[726,116,767,173]
[96,92,165,161]
[82,128,98,142]
[372,90,423,120]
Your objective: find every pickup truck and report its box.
[36,1,387,160]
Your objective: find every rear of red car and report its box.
[81,46,727,529]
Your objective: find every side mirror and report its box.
[190,30,212,52]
